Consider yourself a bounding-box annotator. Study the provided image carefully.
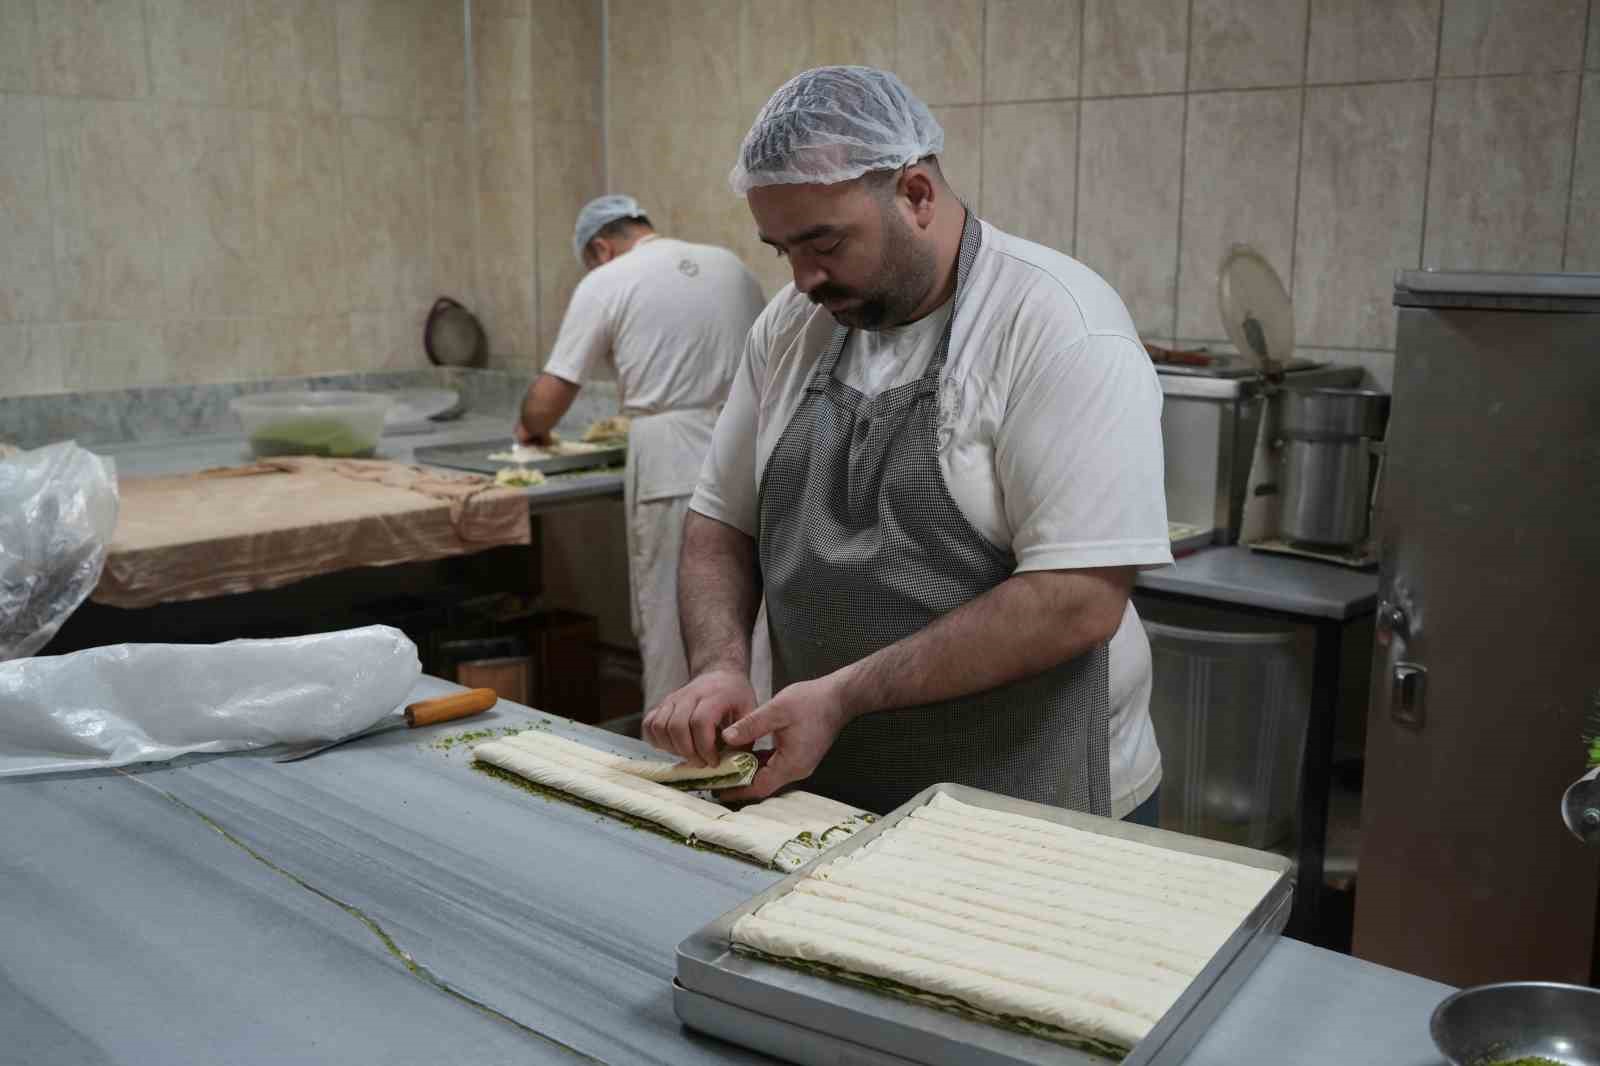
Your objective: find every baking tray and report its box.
[412,437,626,477]
[675,782,1293,1066]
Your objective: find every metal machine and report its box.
[1355,270,1600,987]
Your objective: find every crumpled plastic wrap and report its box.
[0,441,119,660]
[0,625,422,777]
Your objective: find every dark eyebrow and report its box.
[758,223,840,251]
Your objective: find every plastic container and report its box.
[1143,618,1310,849]
[231,391,391,459]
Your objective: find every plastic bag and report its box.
[0,625,422,777]
[0,441,119,660]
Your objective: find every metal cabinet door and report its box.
[1354,305,1600,986]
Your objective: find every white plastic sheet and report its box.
[0,441,119,660]
[0,625,421,777]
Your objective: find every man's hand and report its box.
[643,669,756,768]
[717,674,851,802]
[511,417,550,446]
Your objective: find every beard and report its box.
[808,203,938,330]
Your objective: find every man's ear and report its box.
[899,165,938,229]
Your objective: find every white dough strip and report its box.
[496,730,757,786]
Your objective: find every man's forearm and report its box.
[519,373,580,440]
[679,511,761,677]
[835,567,1134,720]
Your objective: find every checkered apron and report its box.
[756,212,1112,816]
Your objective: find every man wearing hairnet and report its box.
[644,67,1171,820]
[515,195,765,714]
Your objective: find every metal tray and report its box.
[412,438,625,477]
[675,782,1293,1066]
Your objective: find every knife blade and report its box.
[274,687,498,763]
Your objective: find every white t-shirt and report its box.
[690,221,1172,816]
[544,235,766,416]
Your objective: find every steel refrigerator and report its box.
[1355,271,1600,986]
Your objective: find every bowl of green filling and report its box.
[1432,981,1600,1066]
[232,391,392,459]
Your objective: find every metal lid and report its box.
[1394,269,1600,311]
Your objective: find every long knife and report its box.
[275,688,498,763]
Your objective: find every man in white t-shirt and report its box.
[516,195,765,713]
[642,67,1171,819]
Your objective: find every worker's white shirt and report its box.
[691,220,1172,815]
[545,234,767,417]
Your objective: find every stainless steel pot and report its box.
[1277,387,1390,546]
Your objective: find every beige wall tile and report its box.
[1424,73,1579,271]
[338,0,418,117]
[45,99,165,320]
[980,101,1076,255]
[1082,0,1187,96]
[532,0,601,124]
[481,0,531,17]
[1307,0,1439,83]
[3,326,64,396]
[1438,0,1586,76]
[0,0,37,93]
[609,0,741,125]
[811,0,897,70]
[477,107,537,360]
[254,112,344,316]
[535,120,603,354]
[897,0,983,105]
[350,309,428,371]
[985,0,1081,103]
[417,0,466,118]
[1300,347,1395,390]
[739,0,815,121]
[931,105,982,205]
[147,0,250,106]
[475,15,532,108]
[423,119,476,304]
[1590,0,1599,68]
[341,116,429,310]
[0,96,56,322]
[156,105,258,316]
[1077,95,1183,338]
[1565,74,1600,269]
[35,0,148,99]
[1176,89,1301,339]
[247,0,340,114]
[242,314,355,376]
[1294,82,1430,350]
[164,318,250,383]
[45,321,167,390]
[1189,0,1308,90]
[608,120,683,234]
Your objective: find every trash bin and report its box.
[1144,619,1310,849]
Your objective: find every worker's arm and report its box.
[514,373,581,444]
[716,565,1134,800]
[641,511,762,766]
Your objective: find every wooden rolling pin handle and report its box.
[404,688,498,727]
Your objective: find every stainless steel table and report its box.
[1135,547,1380,946]
[1,677,1452,1065]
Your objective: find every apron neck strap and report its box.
[811,207,984,387]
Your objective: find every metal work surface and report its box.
[411,437,626,478]
[1135,546,1378,620]
[677,783,1292,1066]
[2,678,1454,1065]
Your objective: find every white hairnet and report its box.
[730,66,944,195]
[573,194,648,264]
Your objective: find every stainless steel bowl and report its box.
[1432,982,1600,1065]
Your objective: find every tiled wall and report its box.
[0,0,605,399]
[605,0,1600,390]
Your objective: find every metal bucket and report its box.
[1278,387,1390,546]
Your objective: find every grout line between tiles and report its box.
[1562,7,1595,269]
[1169,0,1195,343]
[1416,0,1446,270]
[1070,0,1083,256]
[1287,0,1314,294]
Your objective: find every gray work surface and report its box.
[1,677,1453,1066]
[91,414,624,511]
[1136,546,1379,620]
